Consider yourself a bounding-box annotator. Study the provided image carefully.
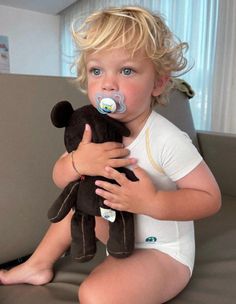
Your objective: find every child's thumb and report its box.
[81,124,92,144]
[132,165,148,180]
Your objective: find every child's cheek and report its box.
[87,83,97,106]
[87,90,96,107]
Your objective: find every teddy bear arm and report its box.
[48,180,80,223]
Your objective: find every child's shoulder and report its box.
[149,110,185,139]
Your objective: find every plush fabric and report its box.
[47,101,138,262]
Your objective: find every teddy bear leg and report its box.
[107,211,135,258]
[70,212,96,262]
[48,180,80,223]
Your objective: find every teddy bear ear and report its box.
[51,101,74,128]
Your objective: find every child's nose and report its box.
[102,74,118,91]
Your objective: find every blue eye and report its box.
[91,68,101,76]
[122,68,133,76]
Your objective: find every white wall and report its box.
[0,5,60,76]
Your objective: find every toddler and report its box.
[0,6,221,304]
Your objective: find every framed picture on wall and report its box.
[0,35,10,73]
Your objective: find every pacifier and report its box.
[96,91,126,114]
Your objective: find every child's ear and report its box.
[152,76,169,97]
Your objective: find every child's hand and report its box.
[74,124,136,177]
[95,165,158,214]
[52,124,137,189]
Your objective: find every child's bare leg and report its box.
[79,249,190,304]
[0,211,73,286]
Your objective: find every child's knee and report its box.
[78,277,107,304]
[78,280,89,304]
[78,279,99,304]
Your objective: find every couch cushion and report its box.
[168,194,236,303]
[197,131,236,197]
[1,195,235,304]
[0,74,88,265]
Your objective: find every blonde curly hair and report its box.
[72,6,188,105]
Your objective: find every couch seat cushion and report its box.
[1,195,235,304]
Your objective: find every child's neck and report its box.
[123,109,152,146]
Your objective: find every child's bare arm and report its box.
[150,161,221,220]
[95,161,221,221]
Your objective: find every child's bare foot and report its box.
[0,261,53,286]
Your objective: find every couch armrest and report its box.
[197,131,236,197]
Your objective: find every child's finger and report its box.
[132,165,149,180]
[81,124,92,144]
[95,180,120,194]
[95,188,116,203]
[105,166,127,186]
[103,200,124,211]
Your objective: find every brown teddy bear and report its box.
[48,101,138,262]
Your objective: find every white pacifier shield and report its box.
[99,97,117,113]
[96,91,126,114]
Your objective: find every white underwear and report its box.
[134,215,195,275]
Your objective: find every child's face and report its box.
[86,47,166,125]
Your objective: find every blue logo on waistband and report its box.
[145,236,157,243]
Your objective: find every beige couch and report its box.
[0,74,235,303]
